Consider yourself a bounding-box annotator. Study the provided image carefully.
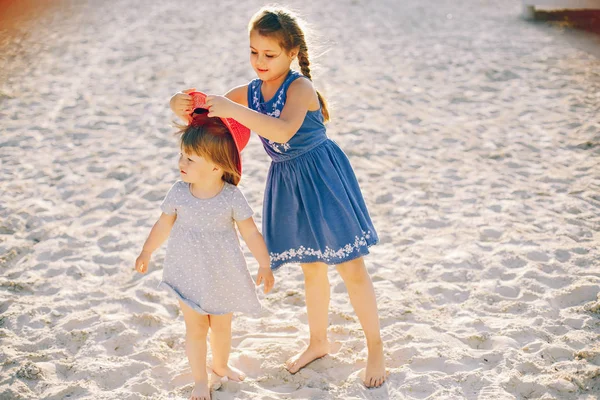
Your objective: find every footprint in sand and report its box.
[550,284,600,309]
[479,228,503,241]
[554,249,570,262]
[526,251,549,263]
[500,256,528,269]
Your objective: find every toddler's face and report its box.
[178,151,218,183]
[249,30,295,82]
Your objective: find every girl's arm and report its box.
[236,217,274,293]
[134,213,177,274]
[169,88,196,123]
[206,78,318,143]
[224,84,249,107]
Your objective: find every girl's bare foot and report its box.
[285,340,329,374]
[211,364,246,382]
[363,340,386,388]
[190,380,210,400]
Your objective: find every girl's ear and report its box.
[289,48,299,60]
[212,163,223,173]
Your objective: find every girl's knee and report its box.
[336,258,368,284]
[208,315,232,334]
[185,318,209,340]
[301,262,328,281]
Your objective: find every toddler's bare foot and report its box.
[285,339,329,374]
[363,340,386,388]
[211,365,246,382]
[190,380,210,400]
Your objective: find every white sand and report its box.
[1,0,599,399]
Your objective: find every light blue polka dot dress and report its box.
[158,181,261,315]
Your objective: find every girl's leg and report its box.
[208,313,246,381]
[179,300,211,400]
[336,257,386,388]
[285,262,331,373]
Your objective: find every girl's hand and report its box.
[205,95,237,119]
[170,88,196,122]
[134,251,151,274]
[256,266,275,294]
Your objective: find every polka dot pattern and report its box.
[158,181,261,315]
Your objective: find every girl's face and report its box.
[178,150,220,183]
[249,30,296,82]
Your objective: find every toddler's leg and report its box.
[336,257,386,388]
[179,300,211,400]
[285,262,330,373]
[208,313,246,381]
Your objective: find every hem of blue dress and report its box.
[158,281,262,316]
[270,238,379,272]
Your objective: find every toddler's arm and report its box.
[134,212,177,274]
[236,217,274,293]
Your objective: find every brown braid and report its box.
[297,45,330,122]
[297,45,311,79]
[249,7,330,122]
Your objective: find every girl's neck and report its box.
[261,68,291,90]
[189,178,225,200]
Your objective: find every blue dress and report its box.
[248,70,378,270]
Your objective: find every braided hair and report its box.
[249,7,330,122]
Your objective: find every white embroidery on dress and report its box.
[267,138,290,153]
[271,88,285,112]
[252,78,291,154]
[270,231,373,263]
[252,87,260,112]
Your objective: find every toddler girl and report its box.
[135,94,274,400]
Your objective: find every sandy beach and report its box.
[1,0,599,399]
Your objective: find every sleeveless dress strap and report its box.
[247,78,262,112]
[267,71,305,117]
[247,70,308,114]
[281,70,304,91]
